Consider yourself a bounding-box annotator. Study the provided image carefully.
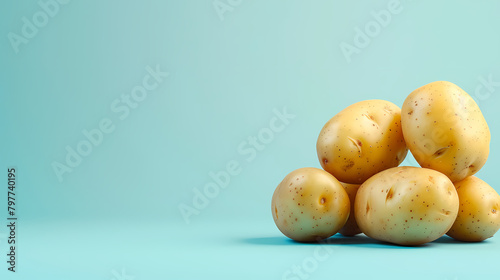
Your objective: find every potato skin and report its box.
[401,81,490,182]
[271,168,350,242]
[447,176,500,242]
[317,100,408,184]
[339,183,362,236]
[354,166,459,246]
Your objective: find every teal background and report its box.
[1,0,500,279]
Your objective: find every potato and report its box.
[401,81,490,182]
[316,100,408,184]
[271,167,350,242]
[339,183,362,236]
[355,166,459,245]
[447,176,500,241]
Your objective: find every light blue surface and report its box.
[1,1,500,279]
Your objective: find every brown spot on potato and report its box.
[433,147,448,157]
[363,113,375,121]
[323,158,328,165]
[320,197,326,205]
[275,206,278,219]
[386,187,394,202]
[447,187,453,195]
[348,137,363,157]
[343,160,355,171]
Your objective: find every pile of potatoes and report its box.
[271,81,500,245]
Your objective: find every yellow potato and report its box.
[316,100,408,184]
[401,81,490,182]
[447,176,500,241]
[339,183,362,236]
[271,167,350,242]
[355,166,459,245]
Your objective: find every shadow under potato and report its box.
[241,234,397,247]
[241,233,485,248]
[321,234,430,248]
[432,235,491,245]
